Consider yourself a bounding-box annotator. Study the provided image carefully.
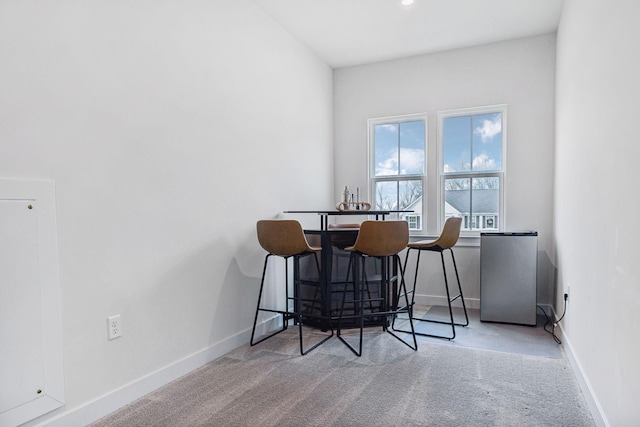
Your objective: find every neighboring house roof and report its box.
[400,188,498,215]
[445,189,498,214]
[404,195,422,212]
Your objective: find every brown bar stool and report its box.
[251,220,333,355]
[393,217,469,340]
[337,220,417,356]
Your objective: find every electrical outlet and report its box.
[108,315,122,340]
[565,285,570,301]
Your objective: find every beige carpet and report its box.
[91,325,594,427]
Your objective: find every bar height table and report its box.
[284,210,413,330]
[284,209,408,231]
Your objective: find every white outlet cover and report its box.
[107,315,121,340]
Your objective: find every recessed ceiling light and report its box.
[401,0,415,6]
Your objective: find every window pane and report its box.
[471,177,499,230]
[445,177,499,231]
[376,180,424,229]
[472,113,502,171]
[375,181,397,210]
[444,178,470,225]
[399,180,423,230]
[399,180,422,210]
[399,121,425,175]
[374,124,398,176]
[443,116,471,172]
[408,216,417,229]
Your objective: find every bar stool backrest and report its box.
[432,217,462,250]
[256,220,318,257]
[347,220,409,257]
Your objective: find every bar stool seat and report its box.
[251,220,332,355]
[393,217,469,340]
[337,220,417,356]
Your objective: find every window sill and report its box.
[409,234,480,247]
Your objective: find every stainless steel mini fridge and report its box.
[480,231,538,326]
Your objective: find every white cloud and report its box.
[399,148,424,174]
[472,153,496,170]
[376,157,398,175]
[474,116,501,143]
[443,161,471,172]
[376,147,425,175]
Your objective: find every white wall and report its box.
[0,1,333,424]
[555,0,640,425]
[333,34,557,306]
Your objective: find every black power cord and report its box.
[537,293,568,344]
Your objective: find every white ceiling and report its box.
[250,0,565,68]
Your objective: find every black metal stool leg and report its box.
[385,254,417,350]
[335,220,416,356]
[337,253,363,356]
[448,249,469,327]
[251,252,332,355]
[253,219,331,356]
[438,250,457,340]
[392,247,468,340]
[392,247,419,332]
[297,252,333,355]
[392,216,467,341]
[336,252,354,338]
[340,253,417,356]
[251,254,288,346]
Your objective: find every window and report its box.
[406,214,421,230]
[439,105,505,232]
[367,106,504,236]
[368,114,426,231]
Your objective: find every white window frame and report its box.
[437,105,507,235]
[367,113,427,233]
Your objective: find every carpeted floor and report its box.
[403,306,564,359]
[91,310,594,427]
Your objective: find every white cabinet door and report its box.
[0,179,64,427]
[0,200,46,414]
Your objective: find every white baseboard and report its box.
[552,312,609,427]
[413,293,480,310]
[35,330,251,427]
